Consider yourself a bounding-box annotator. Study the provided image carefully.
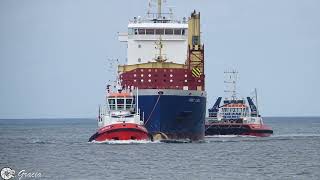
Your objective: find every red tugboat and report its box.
[89,86,151,142]
[205,71,273,137]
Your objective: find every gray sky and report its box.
[1,0,319,118]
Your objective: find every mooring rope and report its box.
[144,94,161,125]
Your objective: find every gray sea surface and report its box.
[0,117,319,180]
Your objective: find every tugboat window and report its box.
[108,99,116,110]
[126,99,132,109]
[117,99,125,110]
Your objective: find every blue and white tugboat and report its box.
[205,71,273,137]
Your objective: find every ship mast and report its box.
[157,0,162,19]
[155,35,167,62]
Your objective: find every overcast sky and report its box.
[1,0,319,118]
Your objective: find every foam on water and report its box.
[89,139,158,144]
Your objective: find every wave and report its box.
[205,135,257,138]
[204,133,320,143]
[272,133,320,138]
[29,139,56,145]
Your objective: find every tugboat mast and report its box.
[224,70,238,100]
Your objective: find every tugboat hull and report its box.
[205,123,273,137]
[89,123,150,142]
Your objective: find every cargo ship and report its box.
[117,1,206,140]
[205,71,273,137]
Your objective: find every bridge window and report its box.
[155,29,164,35]
[138,29,145,35]
[165,29,173,35]
[146,29,155,35]
[174,29,181,35]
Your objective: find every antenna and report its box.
[224,70,238,100]
[168,6,174,20]
[255,88,259,116]
[147,0,152,18]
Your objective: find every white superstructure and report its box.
[118,0,188,65]
[97,89,143,128]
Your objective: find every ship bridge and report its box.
[118,0,188,65]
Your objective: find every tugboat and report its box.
[89,85,151,142]
[205,71,273,137]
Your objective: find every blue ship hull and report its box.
[137,89,206,140]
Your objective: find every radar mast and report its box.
[224,70,238,100]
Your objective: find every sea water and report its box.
[0,117,319,180]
